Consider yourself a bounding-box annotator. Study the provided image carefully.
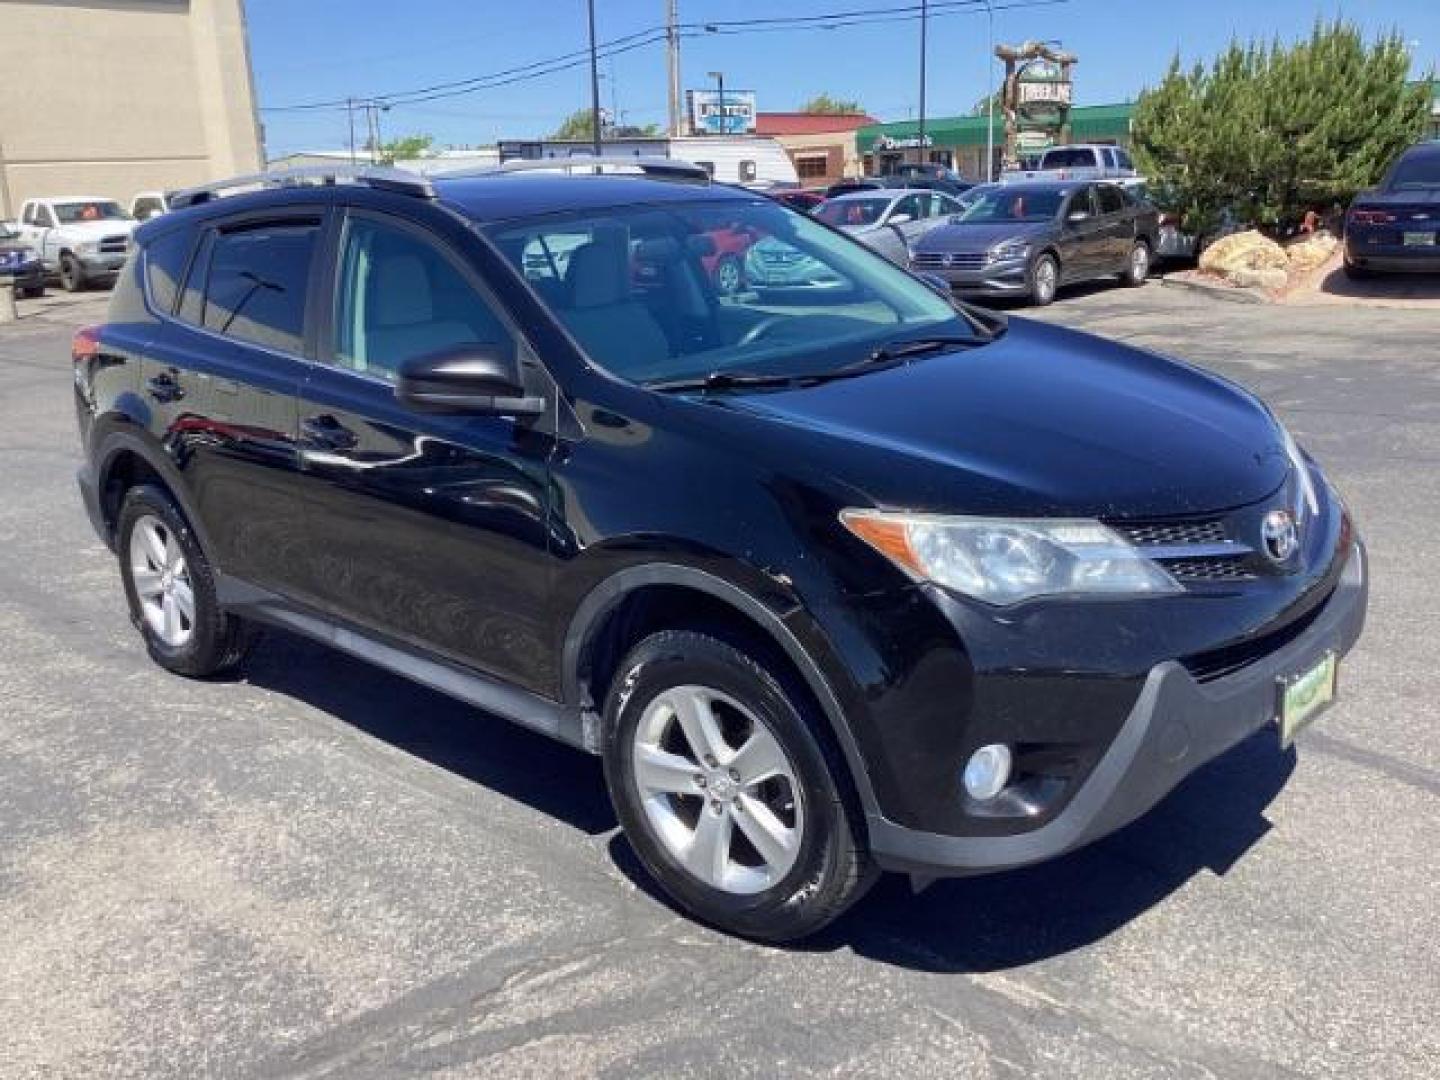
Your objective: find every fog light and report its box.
[963,744,1012,801]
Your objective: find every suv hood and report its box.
[712,318,1288,517]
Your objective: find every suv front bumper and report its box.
[869,540,1368,877]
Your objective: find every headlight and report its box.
[840,510,1181,605]
[1276,421,1319,520]
[989,240,1031,261]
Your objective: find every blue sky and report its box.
[247,1,1439,157]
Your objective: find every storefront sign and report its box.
[688,90,757,135]
[874,133,934,151]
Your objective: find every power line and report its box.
[260,0,1066,115]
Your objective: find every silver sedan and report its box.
[813,188,964,265]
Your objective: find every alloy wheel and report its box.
[1034,258,1057,303]
[128,514,195,647]
[1131,243,1150,281]
[631,685,805,895]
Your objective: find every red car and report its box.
[700,222,759,296]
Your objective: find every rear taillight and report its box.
[72,325,101,364]
[1349,208,1396,226]
[1158,212,1179,227]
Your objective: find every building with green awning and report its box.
[856,102,1135,180]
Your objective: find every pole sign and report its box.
[687,90,757,135]
[995,41,1078,170]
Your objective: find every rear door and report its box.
[142,211,320,595]
[295,207,558,694]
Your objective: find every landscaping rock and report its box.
[1199,230,1290,278]
[1284,231,1340,274]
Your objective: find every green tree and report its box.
[800,93,865,115]
[1132,21,1431,232]
[549,108,659,140]
[373,133,434,165]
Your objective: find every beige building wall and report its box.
[771,130,866,184]
[0,0,262,218]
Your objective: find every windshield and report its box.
[53,201,130,223]
[960,189,1065,223]
[487,197,988,387]
[1390,154,1440,190]
[815,198,892,228]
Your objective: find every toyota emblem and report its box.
[1261,509,1299,563]
[942,252,954,267]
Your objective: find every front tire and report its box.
[603,630,875,942]
[1029,253,1059,306]
[714,254,744,296]
[22,284,45,299]
[59,253,85,292]
[117,485,258,678]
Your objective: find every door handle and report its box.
[146,371,184,403]
[302,414,358,451]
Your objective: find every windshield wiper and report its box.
[867,333,986,365]
[647,370,800,393]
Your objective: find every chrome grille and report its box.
[911,251,987,271]
[100,235,129,253]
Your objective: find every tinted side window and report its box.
[1116,150,1134,171]
[201,221,318,354]
[1097,185,1125,214]
[332,216,511,382]
[145,229,193,314]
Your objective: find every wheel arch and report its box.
[93,432,216,561]
[563,563,882,822]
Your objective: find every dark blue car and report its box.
[1344,142,1440,278]
[0,222,45,298]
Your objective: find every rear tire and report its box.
[21,284,45,299]
[1343,258,1373,281]
[602,630,875,942]
[117,485,259,678]
[1029,253,1059,306]
[714,254,744,296]
[60,253,85,292]
[1121,239,1151,286]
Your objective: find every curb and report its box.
[1159,275,1268,305]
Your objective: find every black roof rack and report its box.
[445,155,711,184]
[169,165,435,210]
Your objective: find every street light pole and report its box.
[587,0,603,158]
[985,0,995,181]
[917,0,928,165]
[708,70,725,135]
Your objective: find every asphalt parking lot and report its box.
[0,282,1436,1079]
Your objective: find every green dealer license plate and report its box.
[1278,651,1337,748]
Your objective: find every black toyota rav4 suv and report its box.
[74,163,1367,942]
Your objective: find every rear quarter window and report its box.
[144,229,194,315]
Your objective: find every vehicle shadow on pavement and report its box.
[1314,266,1440,303]
[243,629,1293,969]
[818,732,1296,972]
[607,730,1294,969]
[240,631,619,836]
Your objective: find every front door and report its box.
[1057,186,1106,281]
[297,209,558,696]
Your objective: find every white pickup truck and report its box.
[15,196,137,291]
[1001,144,1143,188]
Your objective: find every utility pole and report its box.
[666,0,682,135]
[985,0,995,181]
[708,70,725,135]
[587,0,603,158]
[917,0,928,165]
[346,98,357,165]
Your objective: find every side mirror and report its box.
[395,345,544,416]
[1066,210,1089,224]
[888,212,914,225]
